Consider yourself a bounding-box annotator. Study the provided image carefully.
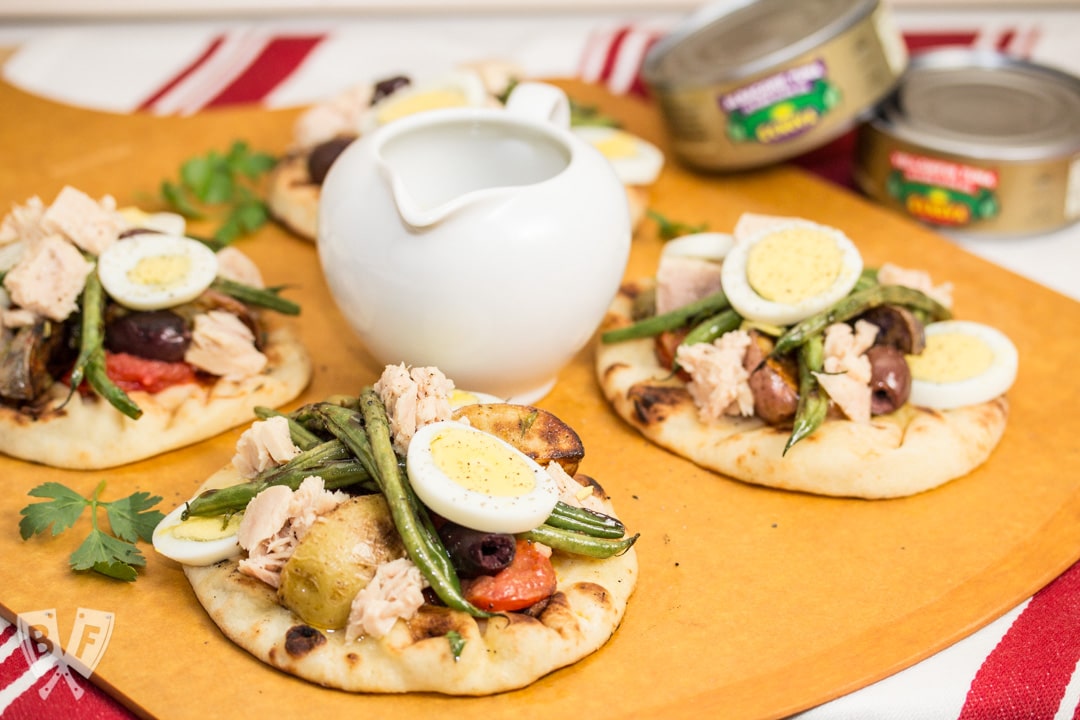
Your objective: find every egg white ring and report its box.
[662,232,734,263]
[360,69,489,134]
[406,421,559,534]
[97,234,219,311]
[720,220,863,326]
[571,125,665,187]
[449,389,506,410]
[152,503,241,566]
[908,320,1018,410]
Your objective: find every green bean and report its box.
[546,502,625,539]
[520,524,639,558]
[318,395,494,618]
[211,277,300,315]
[773,284,951,357]
[601,289,730,343]
[64,266,142,419]
[783,334,827,455]
[253,406,323,450]
[852,267,879,293]
[679,308,743,348]
[183,460,375,518]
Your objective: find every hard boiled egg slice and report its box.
[449,388,505,409]
[97,234,218,311]
[407,421,559,534]
[572,125,664,187]
[361,70,489,133]
[152,503,242,566]
[906,320,1018,410]
[117,206,187,236]
[662,232,734,263]
[720,220,863,326]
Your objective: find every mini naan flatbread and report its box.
[596,278,1009,499]
[182,464,638,695]
[0,322,310,469]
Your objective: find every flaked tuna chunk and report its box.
[374,363,454,455]
[40,186,125,256]
[877,262,954,309]
[184,310,267,381]
[214,246,264,289]
[3,234,93,322]
[237,476,348,588]
[812,320,878,424]
[345,557,428,640]
[655,255,722,316]
[0,196,46,246]
[233,415,301,479]
[677,329,755,421]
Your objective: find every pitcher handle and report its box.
[504,81,571,129]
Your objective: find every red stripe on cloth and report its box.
[0,619,134,720]
[136,35,225,112]
[202,35,325,110]
[628,34,661,98]
[597,27,631,85]
[996,29,1017,52]
[903,31,979,54]
[958,560,1080,720]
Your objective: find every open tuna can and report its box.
[642,0,908,172]
[855,49,1080,237]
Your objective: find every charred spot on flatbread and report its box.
[284,625,327,657]
[407,606,470,643]
[573,473,609,501]
[628,383,691,426]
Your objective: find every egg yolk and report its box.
[907,333,994,383]
[377,88,468,125]
[746,228,842,304]
[450,389,479,406]
[592,130,639,160]
[128,253,191,288]
[165,513,242,542]
[430,427,535,497]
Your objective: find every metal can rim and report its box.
[868,48,1080,162]
[642,0,879,91]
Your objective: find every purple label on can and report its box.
[720,60,828,115]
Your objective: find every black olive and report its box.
[105,310,191,363]
[867,345,912,415]
[370,74,411,105]
[307,136,355,185]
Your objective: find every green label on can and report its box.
[720,61,840,145]
[886,151,1000,226]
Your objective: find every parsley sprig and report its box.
[19,481,165,582]
[160,140,277,246]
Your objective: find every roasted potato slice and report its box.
[452,403,584,475]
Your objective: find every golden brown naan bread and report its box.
[0,323,311,469]
[182,465,638,695]
[266,150,321,242]
[595,279,1009,499]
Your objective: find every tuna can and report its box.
[642,0,908,172]
[855,49,1080,237]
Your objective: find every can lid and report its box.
[643,0,876,89]
[879,49,1080,160]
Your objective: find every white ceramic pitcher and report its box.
[318,82,632,403]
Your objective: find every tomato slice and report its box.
[104,351,198,393]
[463,539,557,612]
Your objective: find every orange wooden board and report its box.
[1,79,1078,720]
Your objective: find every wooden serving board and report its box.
[0,78,1078,720]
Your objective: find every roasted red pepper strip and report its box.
[463,538,557,612]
